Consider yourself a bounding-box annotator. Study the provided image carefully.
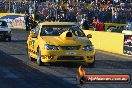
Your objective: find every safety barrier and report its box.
[0,13,25,29]
[84,30,125,55]
[87,23,126,32]
[104,23,126,31]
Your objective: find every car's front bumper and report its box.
[40,50,95,63]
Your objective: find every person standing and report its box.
[81,16,90,30]
[113,10,118,23]
[24,12,30,31]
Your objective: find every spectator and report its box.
[24,12,30,31]
[81,16,90,30]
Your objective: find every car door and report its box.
[29,26,40,57]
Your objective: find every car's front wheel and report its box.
[37,48,43,66]
[88,61,95,67]
[7,36,11,42]
[3,36,11,42]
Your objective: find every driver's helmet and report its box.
[45,27,53,35]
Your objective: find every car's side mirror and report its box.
[87,34,92,38]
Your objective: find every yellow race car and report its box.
[27,22,95,66]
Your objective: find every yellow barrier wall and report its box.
[0,13,24,18]
[84,30,124,54]
[0,13,34,19]
[104,23,126,30]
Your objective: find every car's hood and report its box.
[41,36,92,46]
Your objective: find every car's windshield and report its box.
[40,25,86,37]
[0,21,7,27]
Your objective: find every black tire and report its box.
[37,48,43,66]
[7,36,11,42]
[2,37,6,41]
[88,61,95,67]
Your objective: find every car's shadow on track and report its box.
[32,59,132,69]
[34,62,95,68]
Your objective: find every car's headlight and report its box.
[44,44,59,50]
[82,45,94,51]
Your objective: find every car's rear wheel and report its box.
[37,48,43,66]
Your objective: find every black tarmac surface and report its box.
[0,29,132,88]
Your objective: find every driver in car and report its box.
[45,27,53,35]
[41,27,54,36]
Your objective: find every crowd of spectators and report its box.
[0,1,34,13]
[0,0,132,24]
